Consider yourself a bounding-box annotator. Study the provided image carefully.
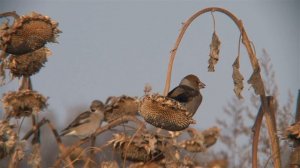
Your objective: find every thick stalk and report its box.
[289,90,300,167]
[262,96,281,168]
[252,105,264,168]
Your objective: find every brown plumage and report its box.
[60,100,105,139]
[167,74,205,117]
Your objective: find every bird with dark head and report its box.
[60,100,105,139]
[167,74,205,117]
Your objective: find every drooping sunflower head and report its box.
[2,90,48,118]
[1,12,61,55]
[139,94,195,131]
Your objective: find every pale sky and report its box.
[1,0,299,129]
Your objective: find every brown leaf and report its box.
[232,55,244,99]
[208,31,221,72]
[285,122,300,140]
[247,66,264,95]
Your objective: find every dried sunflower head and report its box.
[109,133,163,162]
[8,47,51,77]
[0,120,17,159]
[2,90,48,118]
[1,12,61,55]
[139,94,195,131]
[104,95,139,122]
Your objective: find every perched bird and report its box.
[60,100,105,139]
[167,74,205,117]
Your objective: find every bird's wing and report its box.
[167,85,199,103]
[61,111,91,131]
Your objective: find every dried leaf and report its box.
[0,120,18,159]
[202,126,220,148]
[208,31,221,72]
[247,66,264,95]
[232,55,244,99]
[285,122,300,140]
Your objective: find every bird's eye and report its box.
[91,109,95,112]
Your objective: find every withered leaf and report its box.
[286,122,300,139]
[247,66,264,95]
[208,31,221,72]
[232,55,244,99]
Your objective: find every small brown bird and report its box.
[167,74,205,117]
[60,100,105,139]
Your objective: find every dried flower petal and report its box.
[247,66,264,95]
[8,47,51,77]
[208,31,221,72]
[144,83,152,95]
[139,94,195,131]
[232,55,244,99]
[179,139,206,152]
[12,140,26,161]
[0,120,17,159]
[27,143,41,168]
[180,127,220,152]
[202,126,220,148]
[2,90,48,118]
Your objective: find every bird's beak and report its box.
[199,82,206,89]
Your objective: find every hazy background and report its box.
[0,0,299,162]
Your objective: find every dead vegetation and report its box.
[0,8,298,168]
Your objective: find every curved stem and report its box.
[162,7,279,168]
[0,11,19,19]
[163,7,264,96]
[211,11,216,32]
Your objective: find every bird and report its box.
[167,74,205,117]
[60,100,105,139]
